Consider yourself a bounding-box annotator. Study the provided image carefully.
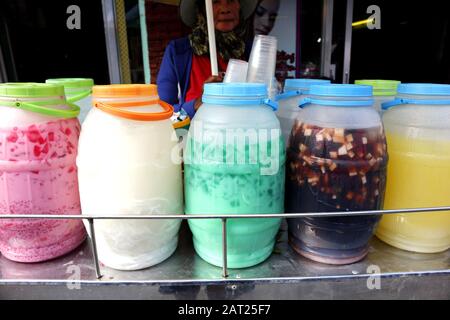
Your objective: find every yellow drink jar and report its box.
[377,83,450,253]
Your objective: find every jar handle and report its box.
[67,90,92,103]
[0,99,80,118]
[382,98,404,110]
[263,99,278,111]
[275,90,303,102]
[94,100,174,121]
[383,98,450,110]
[298,97,312,109]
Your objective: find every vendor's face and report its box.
[213,0,241,32]
[253,0,280,35]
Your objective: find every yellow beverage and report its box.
[376,133,450,253]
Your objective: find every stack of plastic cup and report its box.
[224,59,249,83]
[247,35,278,97]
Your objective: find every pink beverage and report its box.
[0,83,86,263]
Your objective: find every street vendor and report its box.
[157,0,258,119]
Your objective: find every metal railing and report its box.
[1,206,449,279]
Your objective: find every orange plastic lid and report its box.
[92,84,158,98]
[94,99,174,121]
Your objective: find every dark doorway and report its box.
[0,0,109,84]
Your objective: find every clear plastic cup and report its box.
[247,35,278,88]
[224,59,249,83]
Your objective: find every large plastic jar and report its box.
[77,84,183,271]
[184,83,285,268]
[355,80,400,114]
[46,78,94,123]
[376,83,450,253]
[0,83,86,263]
[276,79,331,145]
[286,84,388,265]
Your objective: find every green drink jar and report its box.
[184,83,285,268]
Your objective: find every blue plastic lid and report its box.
[309,84,373,97]
[382,83,450,110]
[285,79,331,91]
[398,83,450,96]
[203,83,267,98]
[202,83,278,110]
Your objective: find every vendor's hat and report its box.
[180,0,258,27]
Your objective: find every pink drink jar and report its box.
[0,83,86,263]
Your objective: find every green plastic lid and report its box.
[354,80,400,96]
[46,78,94,89]
[0,82,65,98]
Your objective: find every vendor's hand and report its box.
[194,75,224,111]
[205,75,224,84]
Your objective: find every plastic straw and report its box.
[205,0,219,76]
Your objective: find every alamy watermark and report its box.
[171,121,282,176]
[66,264,81,290]
[367,5,381,30]
[366,264,381,290]
[67,5,81,30]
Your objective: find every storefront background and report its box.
[0,0,449,85]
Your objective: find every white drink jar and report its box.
[77,84,183,270]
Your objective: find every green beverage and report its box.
[185,135,285,268]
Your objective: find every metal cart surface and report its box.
[0,208,449,300]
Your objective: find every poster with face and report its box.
[253,0,281,36]
[250,0,297,84]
